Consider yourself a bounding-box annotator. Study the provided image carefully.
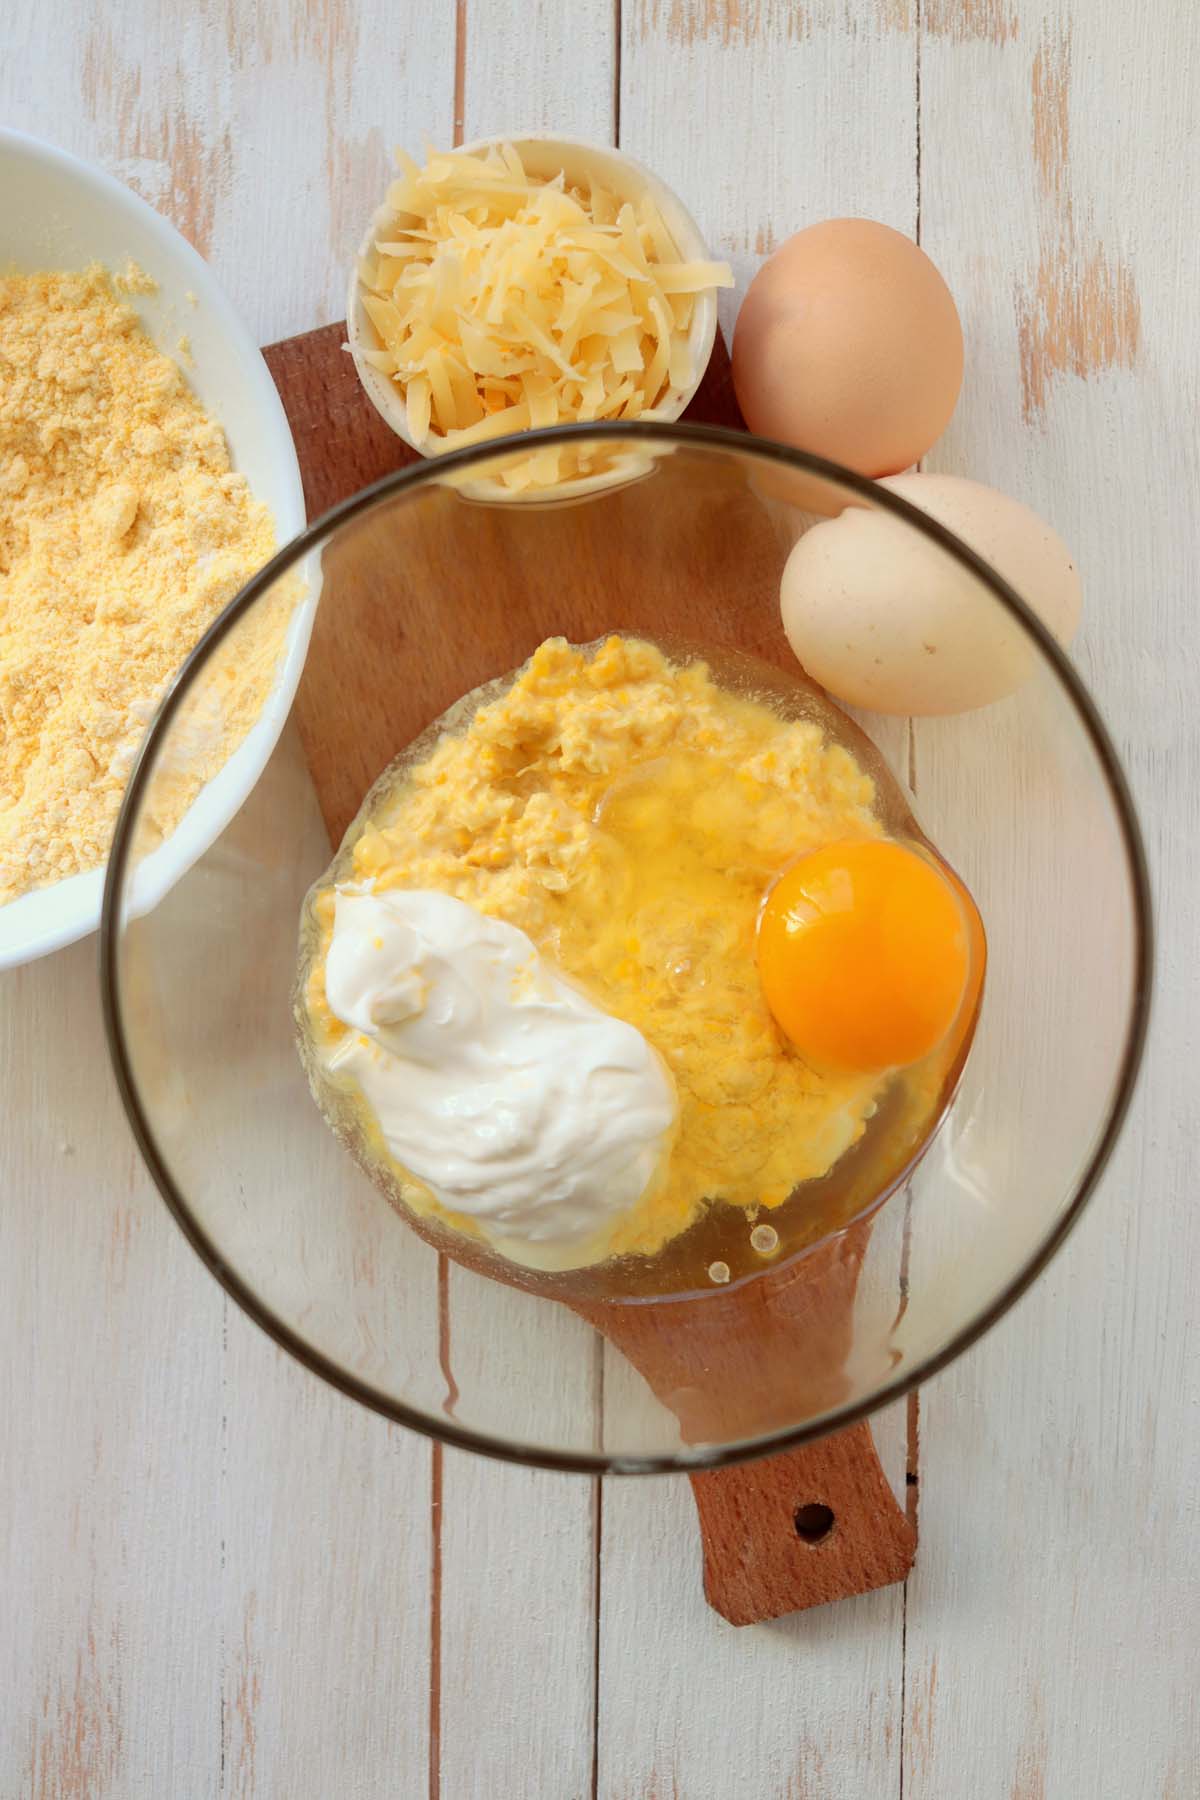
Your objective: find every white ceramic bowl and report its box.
[0,130,310,969]
[346,134,720,493]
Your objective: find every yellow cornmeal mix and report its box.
[0,264,282,903]
[303,636,887,1263]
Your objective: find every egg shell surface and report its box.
[732,219,964,476]
[779,472,1084,715]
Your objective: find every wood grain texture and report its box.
[14,0,457,344]
[2,0,1197,1794]
[262,324,421,524]
[905,4,1200,1794]
[578,1220,915,1622]
[2,5,453,1797]
[596,2,918,1791]
[211,731,436,1798]
[690,1424,914,1624]
[435,22,615,1796]
[1,937,224,1797]
[597,1385,911,1800]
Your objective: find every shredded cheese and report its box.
[357,143,733,489]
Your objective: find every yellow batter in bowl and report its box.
[299,635,908,1269]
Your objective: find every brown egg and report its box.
[732,219,964,476]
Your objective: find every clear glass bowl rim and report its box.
[99,421,1154,1476]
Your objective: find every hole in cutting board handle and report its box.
[793,1501,836,1543]
[688,1424,915,1624]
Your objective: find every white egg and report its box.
[779,473,1083,715]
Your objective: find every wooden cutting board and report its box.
[263,322,916,1623]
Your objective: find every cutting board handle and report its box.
[688,1422,915,1625]
[576,1219,916,1624]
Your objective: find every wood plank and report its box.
[463,0,618,143]
[0,938,225,1798]
[432,12,616,1797]
[597,2,918,1793]
[598,1390,909,1800]
[262,323,421,526]
[208,727,436,1796]
[906,1,1200,1792]
[43,0,456,343]
[0,5,456,1795]
[437,1359,601,1799]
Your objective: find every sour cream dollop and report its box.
[322,889,677,1266]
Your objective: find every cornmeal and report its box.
[0,265,281,903]
[303,637,888,1264]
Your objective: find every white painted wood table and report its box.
[3,2,1197,1794]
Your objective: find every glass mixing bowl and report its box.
[101,426,1151,1473]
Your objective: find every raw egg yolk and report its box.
[757,839,970,1075]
